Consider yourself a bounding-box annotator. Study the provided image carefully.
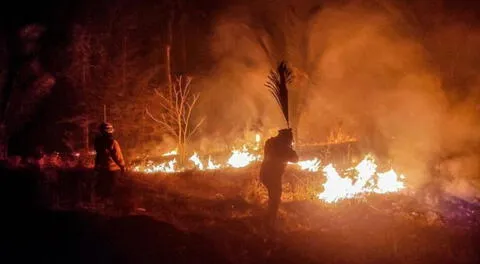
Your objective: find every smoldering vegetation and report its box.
[190,0,480,198]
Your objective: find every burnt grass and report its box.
[1,165,479,264]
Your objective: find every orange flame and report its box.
[317,155,405,203]
[227,145,261,168]
[207,156,221,170]
[134,158,177,174]
[132,142,406,203]
[162,149,178,157]
[295,158,321,172]
[189,152,204,170]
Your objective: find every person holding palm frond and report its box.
[260,61,299,230]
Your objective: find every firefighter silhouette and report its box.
[259,128,298,228]
[94,122,125,201]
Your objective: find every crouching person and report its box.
[94,122,125,205]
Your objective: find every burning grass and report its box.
[133,148,406,204]
[2,133,478,263]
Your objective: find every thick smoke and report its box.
[194,0,480,195]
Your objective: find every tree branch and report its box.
[188,117,205,140]
[145,107,177,137]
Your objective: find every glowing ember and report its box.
[189,152,204,170]
[227,146,261,168]
[162,149,177,157]
[317,155,405,203]
[207,156,221,170]
[296,158,321,172]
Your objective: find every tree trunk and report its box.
[122,36,127,92]
[85,119,89,153]
[166,9,174,90]
[180,14,187,72]
[0,124,7,159]
[178,141,186,167]
[103,105,107,122]
[0,109,6,160]
[166,45,172,90]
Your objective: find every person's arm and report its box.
[111,140,126,170]
[287,148,299,163]
[277,143,299,163]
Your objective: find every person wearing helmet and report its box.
[94,122,125,202]
[259,128,298,229]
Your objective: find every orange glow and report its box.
[317,155,405,203]
[207,156,222,170]
[189,152,204,170]
[162,149,178,157]
[134,158,177,174]
[295,158,321,172]
[132,145,406,203]
[227,145,261,168]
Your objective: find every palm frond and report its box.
[266,61,293,127]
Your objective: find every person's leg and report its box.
[267,180,282,228]
[95,171,103,200]
[87,171,96,204]
[105,171,120,200]
[261,178,274,226]
[96,170,110,202]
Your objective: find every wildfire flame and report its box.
[162,149,178,157]
[187,153,222,171]
[207,156,221,170]
[317,164,354,203]
[189,152,204,170]
[136,158,177,174]
[317,155,405,203]
[132,140,406,203]
[227,146,261,168]
[375,169,405,194]
[295,158,321,172]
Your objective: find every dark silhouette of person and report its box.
[94,122,125,202]
[259,128,298,229]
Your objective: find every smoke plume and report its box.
[194,0,480,193]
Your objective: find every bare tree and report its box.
[146,76,204,165]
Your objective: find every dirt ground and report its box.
[1,166,479,264]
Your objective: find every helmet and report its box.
[99,122,114,134]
